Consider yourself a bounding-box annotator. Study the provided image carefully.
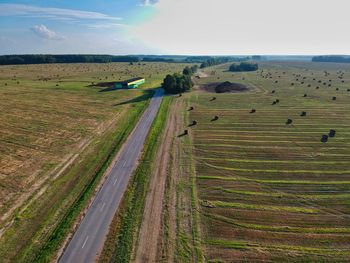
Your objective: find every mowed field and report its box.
[0,62,187,261]
[187,61,350,262]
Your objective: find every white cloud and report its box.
[0,4,121,22]
[139,0,159,6]
[131,0,350,55]
[86,23,129,29]
[31,25,65,40]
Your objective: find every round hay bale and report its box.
[286,118,293,125]
[300,111,307,116]
[332,96,337,101]
[211,116,219,121]
[321,134,328,143]
[329,129,336,137]
[250,109,256,113]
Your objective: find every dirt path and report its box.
[134,99,176,263]
[163,99,182,263]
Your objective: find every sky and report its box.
[0,0,350,55]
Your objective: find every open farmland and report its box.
[186,61,350,262]
[0,62,187,262]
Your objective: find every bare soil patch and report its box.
[200,81,249,93]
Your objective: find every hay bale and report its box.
[188,106,194,111]
[276,99,280,103]
[210,97,216,101]
[211,116,219,121]
[286,118,293,125]
[250,109,256,113]
[303,94,307,97]
[300,111,307,116]
[321,134,328,143]
[332,96,337,101]
[329,129,336,137]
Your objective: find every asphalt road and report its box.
[59,88,164,263]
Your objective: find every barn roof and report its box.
[119,77,144,85]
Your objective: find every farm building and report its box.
[115,77,145,89]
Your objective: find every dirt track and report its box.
[134,99,177,262]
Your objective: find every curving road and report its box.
[59,88,164,263]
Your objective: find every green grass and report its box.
[215,186,350,200]
[205,239,350,255]
[201,200,318,213]
[205,213,350,234]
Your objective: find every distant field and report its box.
[0,62,187,262]
[186,61,350,261]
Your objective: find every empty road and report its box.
[59,88,164,263]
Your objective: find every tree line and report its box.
[0,55,141,65]
[0,54,258,66]
[229,62,258,72]
[312,56,350,63]
[200,56,249,69]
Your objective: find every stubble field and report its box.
[0,62,187,262]
[187,61,350,262]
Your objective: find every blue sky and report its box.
[0,0,159,54]
[1,0,350,55]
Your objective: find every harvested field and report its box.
[0,62,188,262]
[186,61,350,262]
